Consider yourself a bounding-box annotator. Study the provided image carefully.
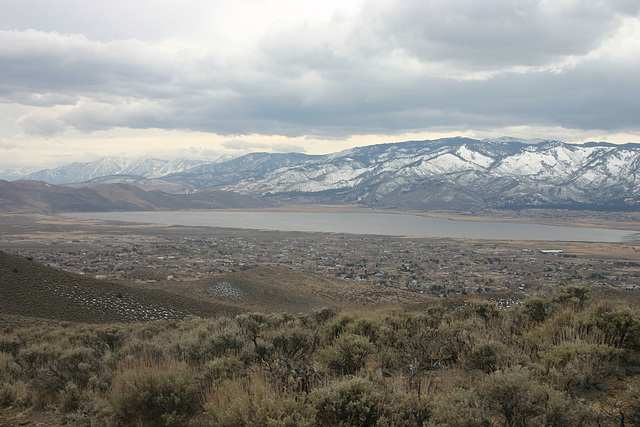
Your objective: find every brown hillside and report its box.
[0,179,272,213]
[0,251,241,323]
[138,265,432,312]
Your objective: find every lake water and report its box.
[64,211,639,243]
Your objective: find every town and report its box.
[2,216,639,300]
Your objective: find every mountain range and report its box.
[3,137,640,211]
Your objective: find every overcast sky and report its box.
[1,0,639,170]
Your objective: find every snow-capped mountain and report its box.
[23,157,212,184]
[213,138,640,209]
[162,152,320,189]
[10,137,640,210]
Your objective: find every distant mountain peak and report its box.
[3,137,639,211]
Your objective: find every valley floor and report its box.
[1,210,640,425]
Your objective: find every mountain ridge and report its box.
[0,180,272,213]
[3,137,640,211]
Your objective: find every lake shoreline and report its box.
[62,210,639,243]
[176,205,640,232]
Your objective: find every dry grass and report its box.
[0,285,638,425]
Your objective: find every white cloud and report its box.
[0,0,638,169]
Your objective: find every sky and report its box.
[1,0,639,170]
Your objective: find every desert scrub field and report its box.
[1,285,639,426]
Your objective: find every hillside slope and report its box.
[0,251,241,323]
[143,265,429,311]
[0,180,271,213]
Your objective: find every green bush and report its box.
[318,333,375,375]
[313,307,338,325]
[58,381,81,412]
[592,303,640,350]
[0,383,17,407]
[541,388,591,426]
[464,340,509,373]
[479,367,548,426]
[466,300,502,324]
[0,352,25,383]
[108,363,202,426]
[309,378,382,427]
[430,388,489,427]
[625,388,640,426]
[553,284,590,309]
[479,366,591,426]
[521,294,554,324]
[378,392,432,426]
[0,336,22,356]
[269,326,317,360]
[540,341,622,390]
[347,317,382,344]
[17,343,62,370]
[54,347,102,387]
[201,355,246,387]
[207,393,315,427]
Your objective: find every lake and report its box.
[63,211,639,242]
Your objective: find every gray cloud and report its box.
[1,0,639,144]
[18,110,68,135]
[360,0,640,70]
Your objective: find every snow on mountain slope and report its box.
[25,157,209,184]
[217,138,640,208]
[11,137,640,209]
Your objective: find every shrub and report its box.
[464,340,509,373]
[378,392,432,426]
[205,324,250,358]
[377,313,411,350]
[541,388,592,426]
[437,320,477,363]
[201,355,245,387]
[108,362,202,426]
[269,326,317,360]
[324,314,356,341]
[540,341,622,391]
[318,333,375,375]
[308,378,382,427]
[552,283,590,309]
[54,347,102,387]
[479,367,548,426]
[521,294,554,324]
[31,368,67,406]
[592,303,640,350]
[347,317,381,344]
[17,343,62,371]
[0,380,28,408]
[0,383,17,407]
[478,366,591,426]
[313,307,338,325]
[204,372,315,426]
[0,337,22,356]
[466,300,501,324]
[430,388,489,427]
[58,381,81,412]
[0,352,25,383]
[625,388,640,426]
